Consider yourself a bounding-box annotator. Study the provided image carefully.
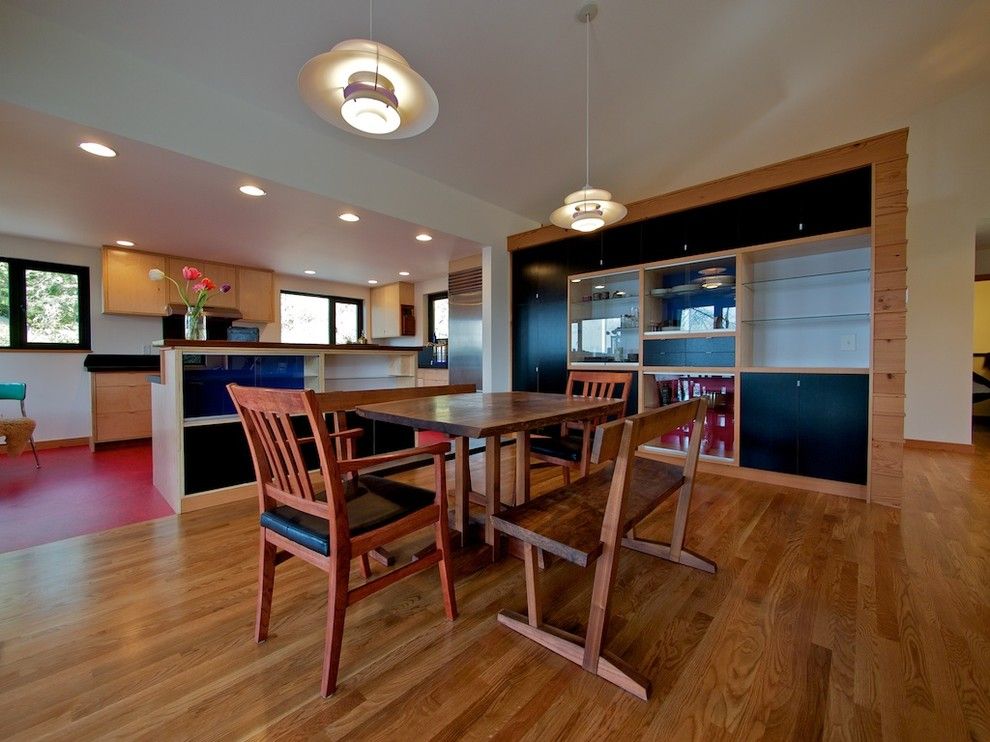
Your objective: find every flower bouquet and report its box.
[149,265,231,340]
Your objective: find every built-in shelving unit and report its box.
[568,270,640,366]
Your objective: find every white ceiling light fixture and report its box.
[398,271,410,276]
[304,269,317,275]
[79,141,117,158]
[550,3,626,234]
[298,0,438,139]
[239,184,266,197]
[415,233,432,242]
[115,239,135,247]
[338,212,360,222]
[368,279,379,284]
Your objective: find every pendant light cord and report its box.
[369,0,374,40]
[584,9,591,189]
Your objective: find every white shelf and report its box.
[643,329,736,339]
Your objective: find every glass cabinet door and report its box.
[568,270,640,365]
[643,256,736,335]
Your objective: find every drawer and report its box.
[94,411,151,441]
[96,384,151,413]
[93,371,154,388]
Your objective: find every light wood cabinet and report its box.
[371,281,415,339]
[90,371,152,449]
[166,258,238,309]
[102,247,169,316]
[104,246,274,322]
[236,266,275,323]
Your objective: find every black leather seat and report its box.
[530,435,584,463]
[259,475,436,556]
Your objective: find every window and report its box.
[280,291,363,344]
[427,291,448,341]
[0,257,91,350]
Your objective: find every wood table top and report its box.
[356,391,624,439]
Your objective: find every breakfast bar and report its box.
[150,341,421,513]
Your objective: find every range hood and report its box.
[166,303,242,320]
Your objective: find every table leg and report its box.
[454,436,471,542]
[485,436,501,554]
[515,430,531,505]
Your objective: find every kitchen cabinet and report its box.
[370,281,415,339]
[236,266,275,323]
[102,247,169,316]
[166,258,237,309]
[103,246,274,322]
[739,372,868,484]
[90,371,152,449]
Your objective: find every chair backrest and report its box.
[562,371,633,434]
[0,382,28,417]
[590,398,708,543]
[228,384,349,536]
[315,383,476,460]
[0,382,27,402]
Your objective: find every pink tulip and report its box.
[182,266,203,281]
[191,282,206,293]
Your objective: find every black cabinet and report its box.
[740,372,868,484]
[511,243,568,393]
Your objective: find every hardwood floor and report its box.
[1,427,988,740]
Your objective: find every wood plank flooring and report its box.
[1,426,988,740]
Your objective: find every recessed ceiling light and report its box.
[367,279,378,284]
[571,278,581,283]
[415,233,432,242]
[239,185,266,197]
[304,270,317,275]
[339,212,360,222]
[594,284,605,289]
[398,271,410,276]
[115,240,135,247]
[79,142,117,158]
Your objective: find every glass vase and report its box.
[184,306,206,341]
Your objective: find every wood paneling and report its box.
[874,338,906,373]
[874,242,907,273]
[874,311,906,339]
[874,289,907,314]
[872,413,905,442]
[874,268,908,291]
[874,210,908,246]
[873,372,906,396]
[872,395,905,416]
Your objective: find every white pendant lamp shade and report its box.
[298,39,438,139]
[550,3,624,234]
[550,187,627,232]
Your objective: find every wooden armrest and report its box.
[339,441,450,472]
[327,427,363,441]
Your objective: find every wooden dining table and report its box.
[355,391,625,550]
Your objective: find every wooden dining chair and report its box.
[491,398,715,700]
[227,384,457,698]
[0,382,40,467]
[529,371,633,484]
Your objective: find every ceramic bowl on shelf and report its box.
[669,284,695,294]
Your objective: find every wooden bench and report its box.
[491,398,716,700]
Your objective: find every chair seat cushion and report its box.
[530,435,584,463]
[260,475,436,556]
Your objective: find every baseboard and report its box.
[0,436,89,454]
[904,438,974,454]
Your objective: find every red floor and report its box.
[0,442,173,554]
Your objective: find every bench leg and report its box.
[620,536,717,573]
[523,543,543,627]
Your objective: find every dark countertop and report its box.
[84,354,161,372]
[152,340,423,351]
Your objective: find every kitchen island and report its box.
[151,341,421,513]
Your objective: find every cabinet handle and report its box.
[796,380,801,387]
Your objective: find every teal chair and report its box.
[0,382,40,467]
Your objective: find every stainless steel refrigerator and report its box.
[448,266,483,389]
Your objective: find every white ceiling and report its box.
[1,0,989,274]
[0,100,481,283]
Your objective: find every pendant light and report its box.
[550,3,626,233]
[298,0,438,139]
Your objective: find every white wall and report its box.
[0,233,160,441]
[904,81,990,444]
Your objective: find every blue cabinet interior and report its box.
[182,354,305,418]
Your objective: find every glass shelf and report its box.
[569,269,640,366]
[742,267,870,288]
[743,312,869,324]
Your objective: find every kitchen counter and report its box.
[152,340,423,351]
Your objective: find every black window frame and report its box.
[0,256,91,350]
[279,290,364,344]
[427,291,448,342]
